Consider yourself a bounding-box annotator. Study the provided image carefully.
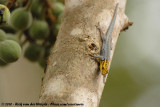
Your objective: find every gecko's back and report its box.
[101,3,118,60]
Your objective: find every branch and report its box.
[39,0,132,106]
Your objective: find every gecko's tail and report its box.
[106,3,119,40]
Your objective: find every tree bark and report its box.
[39,0,131,107]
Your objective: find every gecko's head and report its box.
[100,59,109,75]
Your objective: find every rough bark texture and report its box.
[39,0,131,107]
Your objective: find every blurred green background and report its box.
[1,0,160,107]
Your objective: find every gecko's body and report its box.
[95,4,118,75]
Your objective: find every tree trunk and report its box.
[39,0,131,107]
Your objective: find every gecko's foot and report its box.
[89,54,102,59]
[89,54,97,60]
[95,22,104,33]
[95,25,101,30]
[89,54,102,62]
[95,22,101,29]
[95,25,104,35]
[88,54,94,59]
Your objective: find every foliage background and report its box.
[0,0,160,107]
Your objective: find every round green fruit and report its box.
[0,40,21,63]
[0,29,6,41]
[29,20,49,39]
[10,8,32,31]
[31,0,43,17]
[6,33,20,43]
[0,4,10,24]
[52,2,64,16]
[24,43,44,62]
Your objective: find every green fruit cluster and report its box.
[10,8,32,31]
[0,0,64,68]
[0,29,21,66]
[31,0,43,18]
[51,1,64,35]
[24,43,44,61]
[52,2,64,16]
[29,20,49,39]
[0,40,21,63]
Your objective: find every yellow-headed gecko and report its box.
[93,3,118,76]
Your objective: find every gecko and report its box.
[92,3,118,76]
